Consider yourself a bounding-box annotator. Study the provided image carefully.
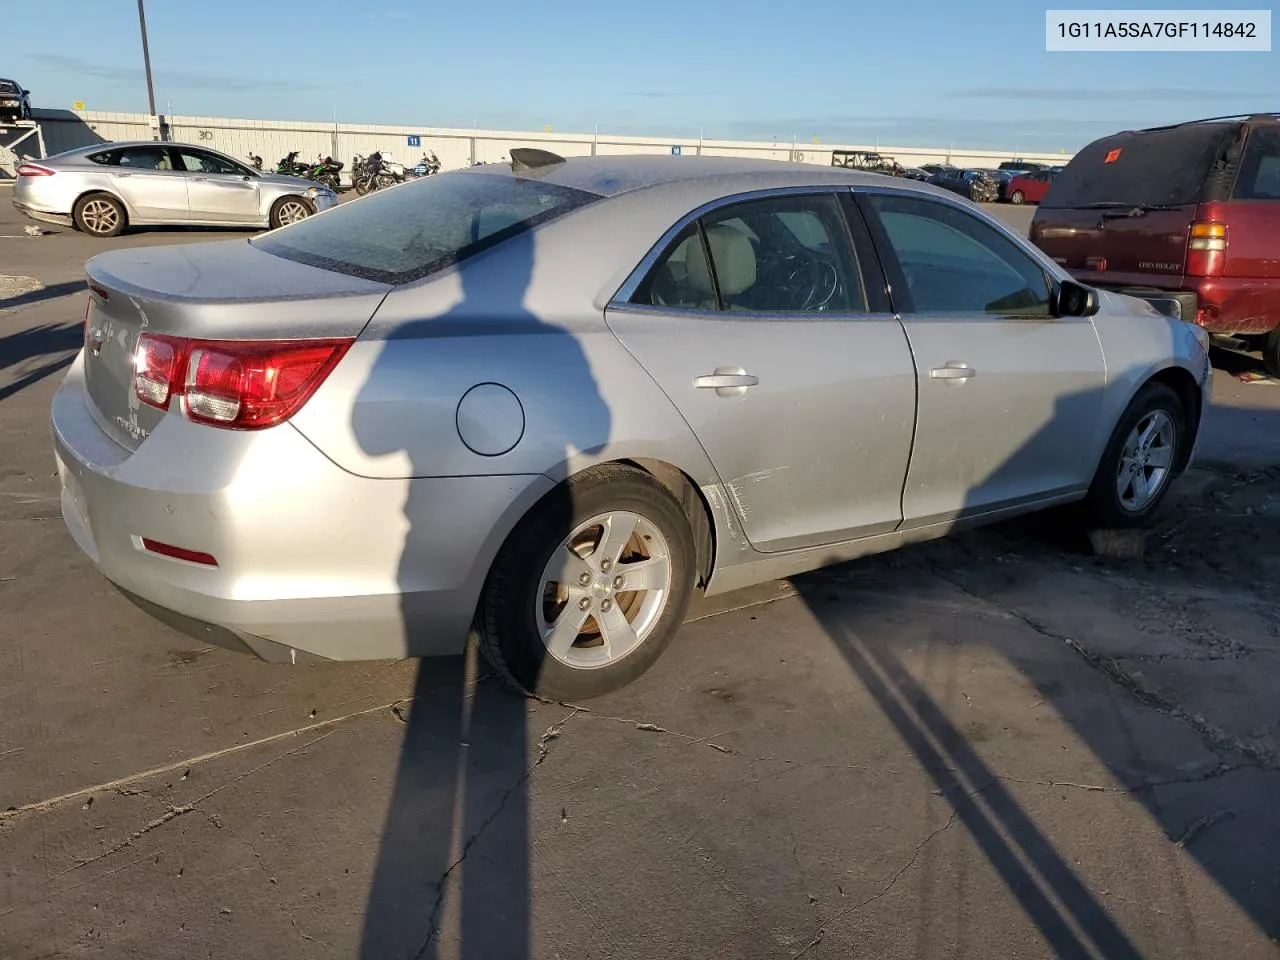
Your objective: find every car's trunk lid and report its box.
[82,238,391,451]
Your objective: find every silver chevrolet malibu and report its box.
[52,152,1211,699]
[14,141,335,237]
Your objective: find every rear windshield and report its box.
[252,171,601,284]
[1234,125,1280,200]
[1042,123,1236,209]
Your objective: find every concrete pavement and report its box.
[2,190,1279,959]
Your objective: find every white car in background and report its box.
[13,141,335,237]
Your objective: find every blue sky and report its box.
[9,1,1275,151]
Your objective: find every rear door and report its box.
[104,145,190,221]
[172,147,261,223]
[860,191,1106,526]
[606,190,918,553]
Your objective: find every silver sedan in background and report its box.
[52,153,1209,699]
[13,141,335,237]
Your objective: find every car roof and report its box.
[48,140,232,161]
[462,153,941,199]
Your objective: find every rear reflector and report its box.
[16,163,54,177]
[133,334,353,430]
[141,538,218,566]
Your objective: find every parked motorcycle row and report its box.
[244,148,441,193]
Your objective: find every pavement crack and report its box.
[931,567,1280,771]
[556,701,739,755]
[412,708,581,960]
[793,810,961,957]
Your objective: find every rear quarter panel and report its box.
[289,205,723,489]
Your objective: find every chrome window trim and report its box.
[609,182,1074,317]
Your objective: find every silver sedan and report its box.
[51,153,1210,699]
[13,141,335,237]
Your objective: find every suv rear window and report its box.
[1042,122,1237,209]
[1234,126,1280,200]
[252,172,601,284]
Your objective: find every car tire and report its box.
[473,463,696,701]
[269,196,314,229]
[1262,328,1280,378]
[1083,382,1184,528]
[72,193,126,238]
[1010,190,1025,205]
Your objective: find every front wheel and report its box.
[269,196,314,229]
[1010,190,1025,205]
[1084,382,1184,528]
[473,464,696,701]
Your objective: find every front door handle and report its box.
[111,172,132,178]
[930,361,975,381]
[694,367,758,397]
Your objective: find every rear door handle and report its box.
[930,361,975,381]
[694,367,758,397]
[111,172,132,178]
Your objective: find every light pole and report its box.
[136,0,160,137]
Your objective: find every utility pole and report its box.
[137,0,159,136]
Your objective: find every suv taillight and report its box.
[1186,222,1227,277]
[16,163,55,177]
[133,334,352,430]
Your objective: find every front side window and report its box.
[175,149,244,176]
[866,194,1051,316]
[252,171,601,283]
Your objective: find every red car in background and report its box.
[1007,169,1056,204]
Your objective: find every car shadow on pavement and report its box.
[0,318,83,403]
[0,280,85,312]
[796,352,1280,949]
[355,224,606,959]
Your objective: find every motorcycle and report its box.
[275,151,310,178]
[353,151,408,194]
[410,151,441,178]
[247,152,263,171]
[306,155,344,191]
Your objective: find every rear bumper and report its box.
[52,354,553,662]
[1085,276,1278,334]
[12,199,73,228]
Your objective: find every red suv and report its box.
[1031,114,1280,371]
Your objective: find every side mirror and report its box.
[1055,279,1100,317]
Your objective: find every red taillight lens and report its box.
[134,334,185,409]
[132,334,351,430]
[16,163,55,177]
[1186,221,1227,278]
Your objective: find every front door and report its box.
[859,192,1106,527]
[607,191,918,553]
[172,147,261,223]
[107,145,189,221]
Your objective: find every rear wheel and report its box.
[473,464,696,701]
[1084,382,1184,528]
[1010,189,1025,205]
[73,194,126,238]
[269,196,314,229]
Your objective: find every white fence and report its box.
[2,109,1074,182]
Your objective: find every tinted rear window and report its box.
[252,172,601,284]
[1042,123,1236,209]
[1234,125,1280,200]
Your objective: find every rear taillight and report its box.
[132,335,352,430]
[1186,222,1227,277]
[16,163,55,177]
